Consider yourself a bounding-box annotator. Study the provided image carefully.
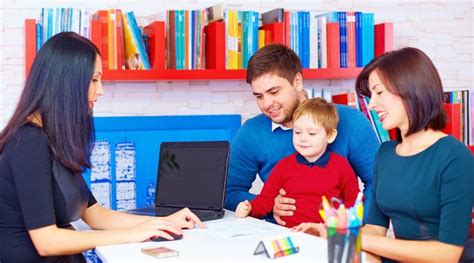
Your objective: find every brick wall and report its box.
[0,0,473,128]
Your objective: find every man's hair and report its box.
[0,32,100,173]
[356,47,446,137]
[246,44,302,84]
[293,98,339,134]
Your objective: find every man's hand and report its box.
[272,188,296,226]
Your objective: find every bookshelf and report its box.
[24,19,363,82]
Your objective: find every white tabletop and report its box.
[95,210,329,262]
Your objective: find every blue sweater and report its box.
[225,104,380,218]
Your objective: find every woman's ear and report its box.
[327,129,338,144]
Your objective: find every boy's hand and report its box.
[235,200,252,218]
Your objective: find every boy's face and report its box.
[293,114,336,162]
[251,72,303,128]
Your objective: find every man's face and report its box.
[251,72,303,127]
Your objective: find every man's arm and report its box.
[345,108,380,216]
[224,127,259,211]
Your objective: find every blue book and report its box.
[127,12,151,69]
[355,12,363,67]
[47,8,53,42]
[337,11,347,68]
[297,12,303,63]
[191,10,195,69]
[253,11,259,55]
[301,12,310,68]
[361,13,374,66]
[36,23,42,51]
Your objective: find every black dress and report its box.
[0,124,97,262]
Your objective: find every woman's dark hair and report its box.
[0,32,100,173]
[246,44,302,85]
[355,47,446,137]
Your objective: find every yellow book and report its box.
[258,29,265,49]
[122,13,142,69]
[227,10,239,70]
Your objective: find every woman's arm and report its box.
[362,224,463,262]
[82,203,152,229]
[83,203,206,230]
[28,219,181,257]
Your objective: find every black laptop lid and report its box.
[155,141,229,210]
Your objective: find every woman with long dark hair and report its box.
[0,32,204,262]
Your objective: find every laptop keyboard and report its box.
[126,207,225,222]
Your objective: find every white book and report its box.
[309,11,319,69]
[318,16,327,68]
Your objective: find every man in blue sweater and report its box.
[224,44,380,226]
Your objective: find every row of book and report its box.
[443,90,472,145]
[223,10,260,70]
[330,90,473,145]
[166,10,208,70]
[36,8,90,51]
[258,9,376,69]
[35,5,390,71]
[93,9,151,70]
[331,91,391,143]
[35,8,151,70]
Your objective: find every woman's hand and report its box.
[128,218,182,242]
[165,207,206,229]
[291,222,327,238]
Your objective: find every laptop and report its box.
[127,141,229,221]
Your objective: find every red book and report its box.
[284,11,291,47]
[25,19,36,78]
[116,10,125,70]
[442,103,462,141]
[260,22,285,45]
[143,21,165,70]
[332,92,357,108]
[388,129,398,141]
[93,10,109,70]
[375,23,393,57]
[166,10,176,69]
[326,22,340,68]
[346,12,356,68]
[185,10,189,70]
[205,21,225,70]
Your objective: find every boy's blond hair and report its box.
[292,98,339,135]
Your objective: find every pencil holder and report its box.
[327,225,361,263]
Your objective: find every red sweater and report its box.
[250,152,359,228]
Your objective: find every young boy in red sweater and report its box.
[235,98,360,228]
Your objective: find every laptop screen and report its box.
[155,141,229,210]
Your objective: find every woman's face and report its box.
[367,70,409,132]
[88,54,103,109]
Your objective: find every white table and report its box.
[95,211,329,262]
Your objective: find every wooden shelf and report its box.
[101,68,362,82]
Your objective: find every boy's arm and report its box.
[250,163,286,218]
[224,128,259,211]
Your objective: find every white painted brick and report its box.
[211,92,229,103]
[1,0,473,129]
